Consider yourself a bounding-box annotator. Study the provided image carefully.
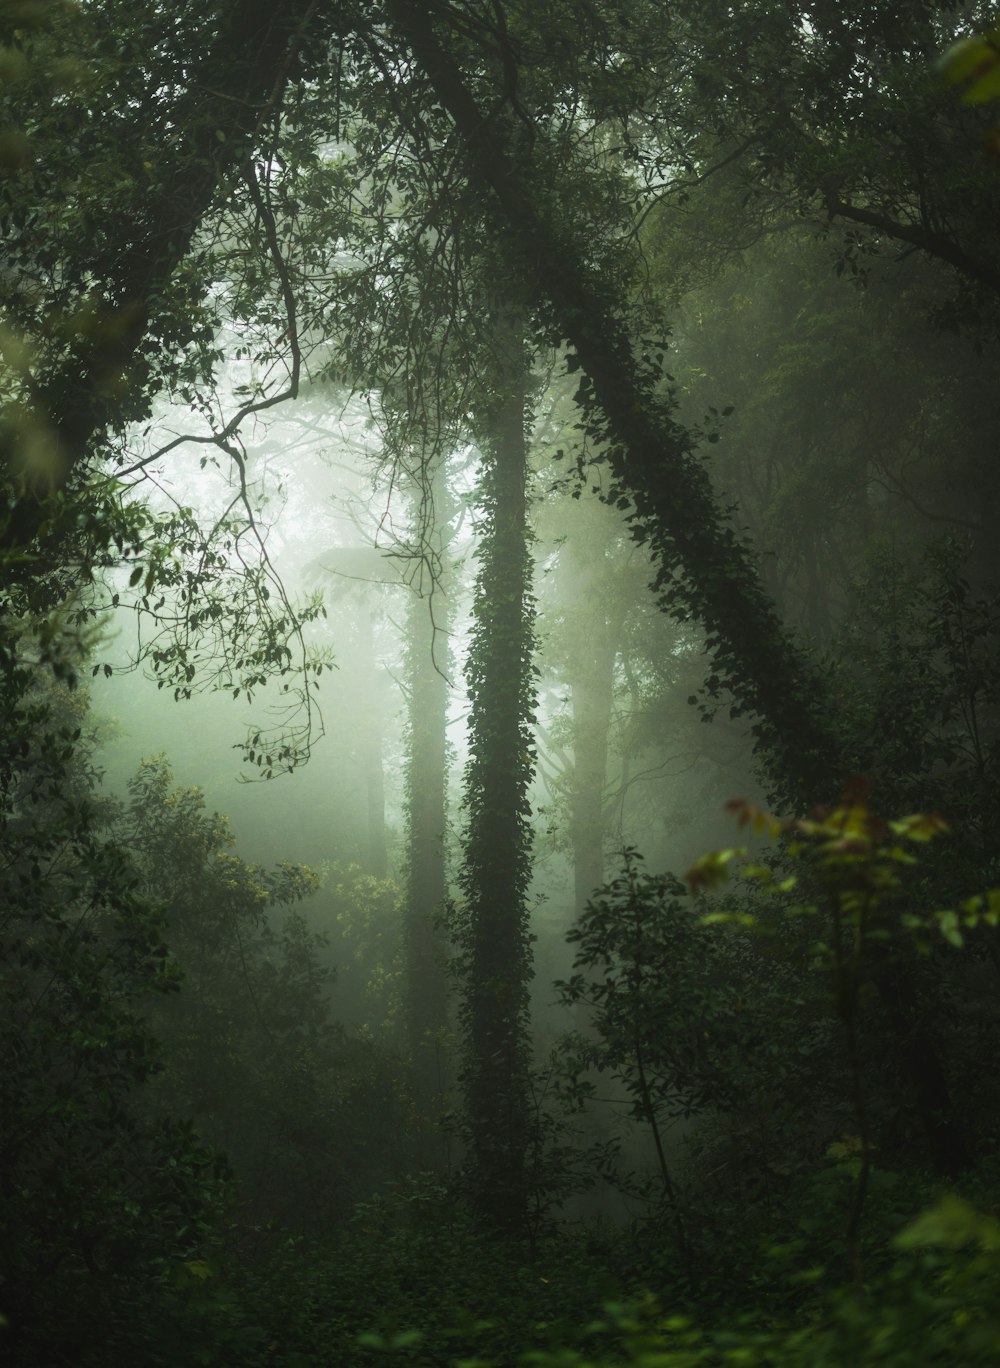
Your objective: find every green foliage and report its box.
[117,758,407,1234]
[0,675,230,1363]
[553,847,839,1256]
[937,20,1000,149]
[198,1196,1000,1366]
[320,860,406,1038]
[559,854,744,1127]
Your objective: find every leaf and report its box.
[937,34,999,86]
[896,1195,1000,1251]
[937,908,964,948]
[963,64,1000,105]
[684,847,745,894]
[890,812,949,842]
[390,1330,423,1349]
[184,1259,214,1281]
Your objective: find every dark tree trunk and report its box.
[459,311,536,1231]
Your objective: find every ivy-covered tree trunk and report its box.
[459,314,536,1231]
[402,467,454,1154]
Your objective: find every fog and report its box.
[6,5,1000,1363]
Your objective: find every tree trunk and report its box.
[459,309,536,1231]
[562,541,617,916]
[403,466,454,1155]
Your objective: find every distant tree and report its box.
[399,458,456,1150]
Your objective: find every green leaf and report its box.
[937,908,964,948]
[963,63,1000,106]
[936,32,1000,90]
[896,1195,1000,1250]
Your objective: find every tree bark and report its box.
[459,307,536,1231]
[403,467,453,1153]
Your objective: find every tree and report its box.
[1,0,323,553]
[383,0,846,811]
[455,305,537,1231]
[400,458,455,1146]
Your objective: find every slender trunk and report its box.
[355,607,387,879]
[403,471,453,1152]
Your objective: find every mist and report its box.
[4,4,1000,1365]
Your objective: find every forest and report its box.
[4,0,1000,1363]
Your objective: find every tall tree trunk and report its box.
[561,538,617,916]
[402,465,454,1156]
[459,311,536,1231]
[354,606,387,879]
